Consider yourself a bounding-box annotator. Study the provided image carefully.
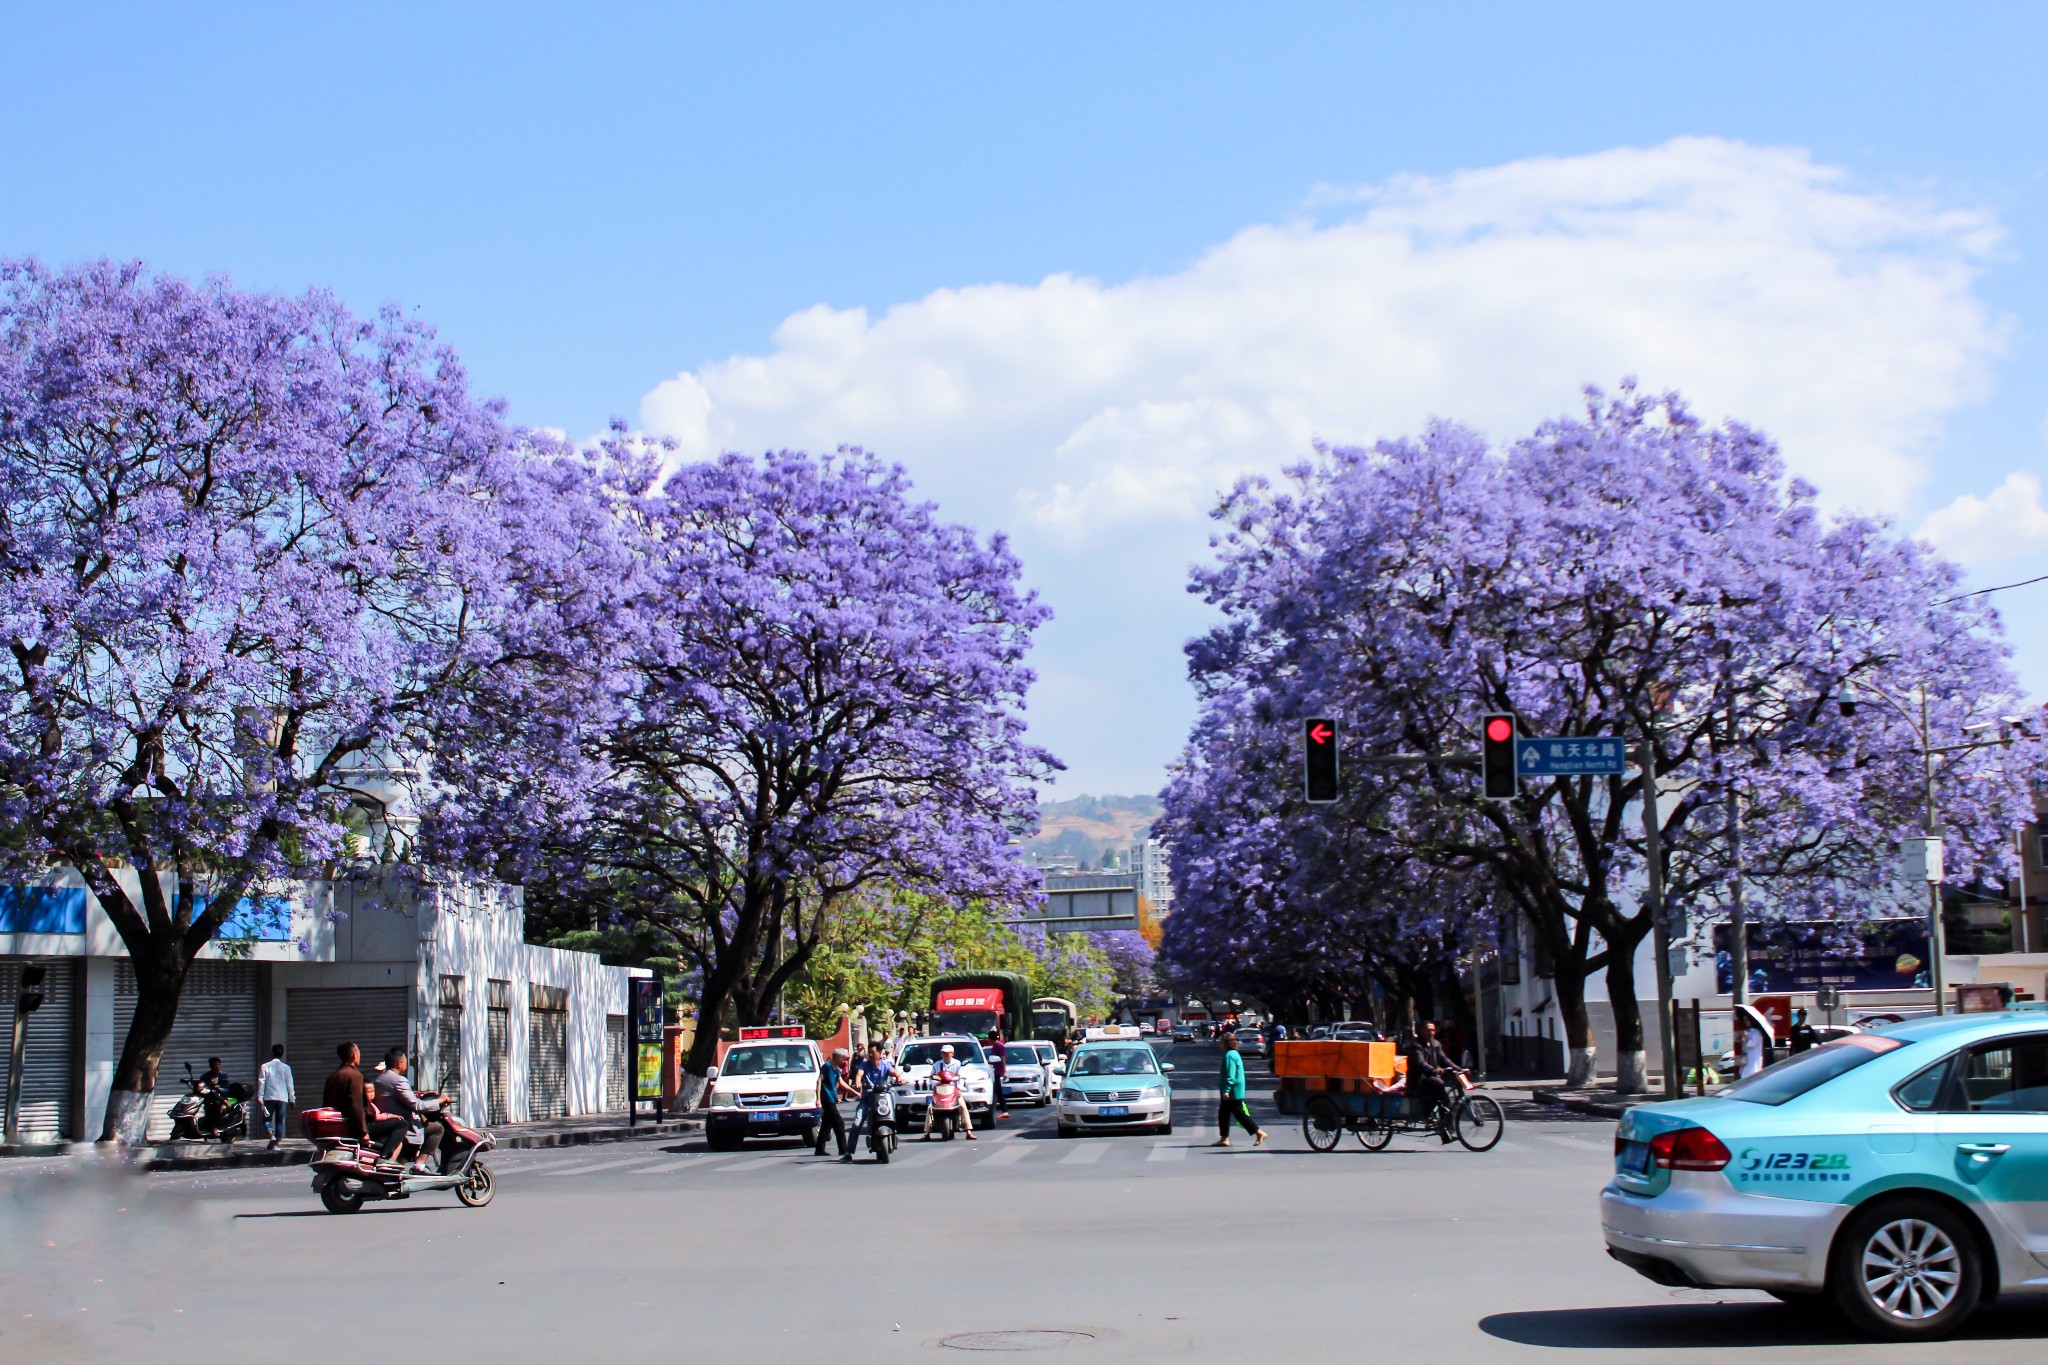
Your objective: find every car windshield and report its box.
[1070,1047,1160,1077]
[1721,1033,1905,1106]
[1005,1053,1040,1069]
[901,1041,985,1067]
[722,1045,815,1076]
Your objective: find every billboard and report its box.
[1713,919,1931,995]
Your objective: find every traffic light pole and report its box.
[4,1010,26,1144]
[1640,724,1678,1100]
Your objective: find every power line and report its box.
[1936,571,2048,606]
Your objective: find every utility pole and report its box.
[1725,682,1748,1007]
[1641,724,1677,1099]
[1921,687,1949,1016]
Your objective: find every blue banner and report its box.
[0,886,88,934]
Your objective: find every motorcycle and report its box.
[168,1062,251,1142]
[926,1074,963,1141]
[866,1089,898,1162]
[302,1102,497,1214]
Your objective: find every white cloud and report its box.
[637,137,2011,793]
[1921,471,2048,568]
[643,137,2004,540]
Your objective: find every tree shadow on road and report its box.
[232,1205,450,1220]
[1480,1301,2048,1349]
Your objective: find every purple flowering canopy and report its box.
[1161,386,2038,1086]
[450,448,1058,1097]
[0,261,583,1139]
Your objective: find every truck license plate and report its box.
[751,1111,779,1123]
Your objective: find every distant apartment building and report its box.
[1126,838,1173,911]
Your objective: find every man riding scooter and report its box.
[370,1046,445,1174]
[923,1043,976,1141]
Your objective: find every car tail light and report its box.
[1614,1129,1628,1157]
[1650,1126,1731,1171]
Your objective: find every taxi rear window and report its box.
[1722,1033,1903,1106]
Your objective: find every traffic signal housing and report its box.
[16,965,45,1016]
[1481,713,1517,800]
[1303,717,1339,803]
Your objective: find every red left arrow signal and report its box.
[1308,722,1333,745]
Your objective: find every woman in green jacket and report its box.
[1213,1031,1267,1147]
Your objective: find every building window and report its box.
[2037,832,2048,870]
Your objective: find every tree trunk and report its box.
[1602,920,1653,1094]
[1553,965,1596,1088]
[100,940,189,1143]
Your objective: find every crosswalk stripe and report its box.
[890,1143,966,1168]
[540,1151,678,1177]
[1057,1143,1109,1165]
[974,1144,1033,1167]
[1145,1143,1189,1162]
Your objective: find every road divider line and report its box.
[890,1144,966,1168]
[1056,1143,1110,1165]
[1145,1143,1189,1162]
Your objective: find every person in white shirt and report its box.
[258,1044,296,1149]
[1736,1015,1767,1079]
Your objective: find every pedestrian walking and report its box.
[814,1047,855,1157]
[257,1043,295,1148]
[988,1031,1010,1119]
[1211,1030,1266,1148]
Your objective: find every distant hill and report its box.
[1030,794,1162,868]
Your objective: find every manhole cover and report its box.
[940,1330,1096,1352]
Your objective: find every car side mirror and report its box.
[1162,1064,1175,1073]
[705,1066,720,1082]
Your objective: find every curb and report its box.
[1531,1087,1635,1120]
[110,1118,701,1172]
[5,1118,702,1170]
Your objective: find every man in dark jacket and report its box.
[1404,1022,1457,1141]
[323,1042,404,1154]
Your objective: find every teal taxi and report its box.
[1601,1011,2048,1340]
[1056,1026,1175,1137]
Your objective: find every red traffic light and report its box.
[1308,722,1333,745]
[1485,716,1513,744]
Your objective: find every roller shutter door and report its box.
[605,1014,628,1112]
[528,984,568,1120]
[486,981,509,1125]
[115,961,257,1142]
[1,959,78,1139]
[285,987,409,1136]
[433,976,463,1109]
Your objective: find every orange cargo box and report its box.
[1272,1039,1396,1081]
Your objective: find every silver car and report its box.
[998,1042,1055,1106]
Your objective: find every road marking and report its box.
[891,1143,966,1168]
[1057,1143,1109,1165]
[539,1152,679,1177]
[1145,1143,1189,1163]
[622,1153,732,1175]
[974,1144,1034,1167]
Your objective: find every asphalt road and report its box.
[4,1041,2046,1364]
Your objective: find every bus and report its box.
[1031,997,1078,1046]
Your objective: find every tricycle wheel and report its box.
[1303,1096,1343,1152]
[1356,1118,1393,1150]
[1454,1095,1506,1151]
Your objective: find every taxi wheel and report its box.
[706,1131,740,1152]
[1829,1197,1982,1341]
[1058,1123,1076,1138]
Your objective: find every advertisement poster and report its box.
[1712,919,1931,995]
[631,978,664,1100]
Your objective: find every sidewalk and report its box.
[1526,1080,1669,1120]
[4,1109,699,1171]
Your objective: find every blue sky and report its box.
[6,5,2047,794]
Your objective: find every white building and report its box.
[0,869,641,1142]
[1126,838,1173,911]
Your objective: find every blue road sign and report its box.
[1516,736,1626,776]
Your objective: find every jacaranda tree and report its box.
[485,448,1057,1107]
[1166,385,2036,1088]
[0,260,583,1140]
